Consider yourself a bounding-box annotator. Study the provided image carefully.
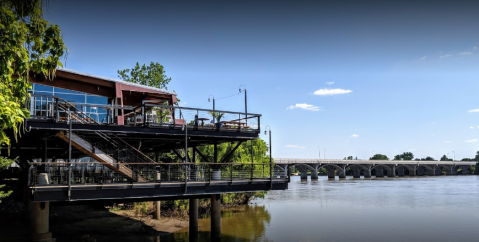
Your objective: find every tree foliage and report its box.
[117,62,172,89]
[0,157,15,202]
[440,155,452,161]
[393,152,414,161]
[370,154,389,160]
[0,0,66,148]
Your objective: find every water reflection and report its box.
[159,205,271,242]
[160,176,479,242]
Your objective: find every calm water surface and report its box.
[161,176,479,242]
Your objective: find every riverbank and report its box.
[0,203,189,242]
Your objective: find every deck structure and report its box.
[3,69,287,242]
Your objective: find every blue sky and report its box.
[44,1,479,160]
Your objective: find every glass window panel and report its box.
[86,95,108,104]
[54,87,83,95]
[33,84,53,93]
[56,93,85,103]
[33,91,54,96]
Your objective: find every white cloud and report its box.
[459,52,472,55]
[351,134,359,138]
[465,139,478,143]
[468,109,479,113]
[408,149,416,151]
[443,141,452,143]
[474,46,477,50]
[326,81,335,85]
[420,56,426,60]
[285,145,305,149]
[470,126,475,129]
[440,54,451,58]
[314,88,353,96]
[287,103,321,111]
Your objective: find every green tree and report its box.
[370,154,389,160]
[117,62,172,89]
[393,152,414,161]
[0,0,66,148]
[440,155,452,161]
[0,157,15,202]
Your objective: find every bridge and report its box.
[273,159,476,179]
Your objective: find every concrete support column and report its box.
[363,168,371,178]
[189,199,199,242]
[211,194,221,241]
[461,166,469,175]
[449,167,457,175]
[338,168,346,179]
[310,168,319,180]
[397,167,405,177]
[326,167,335,179]
[352,166,360,178]
[30,173,53,242]
[408,167,416,176]
[154,201,161,219]
[387,167,395,177]
[375,166,384,177]
[300,170,308,180]
[433,167,442,176]
[416,167,425,176]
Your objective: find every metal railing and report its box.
[28,94,261,133]
[29,162,286,187]
[273,158,476,166]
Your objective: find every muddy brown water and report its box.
[159,175,479,242]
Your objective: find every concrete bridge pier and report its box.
[416,167,425,176]
[460,166,469,175]
[352,166,360,178]
[445,166,457,175]
[325,167,335,179]
[363,167,372,178]
[387,166,396,177]
[397,167,405,177]
[211,194,221,241]
[374,166,384,177]
[310,167,319,180]
[338,166,346,179]
[433,166,443,176]
[30,173,54,242]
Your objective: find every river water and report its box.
[160,175,479,242]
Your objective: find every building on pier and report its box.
[3,68,288,242]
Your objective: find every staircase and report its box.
[55,99,156,182]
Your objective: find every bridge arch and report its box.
[396,164,415,175]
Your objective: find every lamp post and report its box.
[265,125,272,188]
[208,95,215,122]
[239,85,247,126]
[452,151,455,161]
[317,146,320,160]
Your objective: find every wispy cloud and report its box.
[474,46,477,50]
[443,141,452,143]
[420,56,426,60]
[326,81,334,85]
[470,126,475,129]
[440,54,451,58]
[465,139,478,143]
[468,109,479,113]
[351,134,359,138]
[287,103,321,111]
[285,145,305,149]
[314,88,353,96]
[408,149,415,151]
[459,52,472,55]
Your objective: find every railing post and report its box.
[251,163,254,182]
[230,164,233,184]
[184,165,188,193]
[168,165,170,182]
